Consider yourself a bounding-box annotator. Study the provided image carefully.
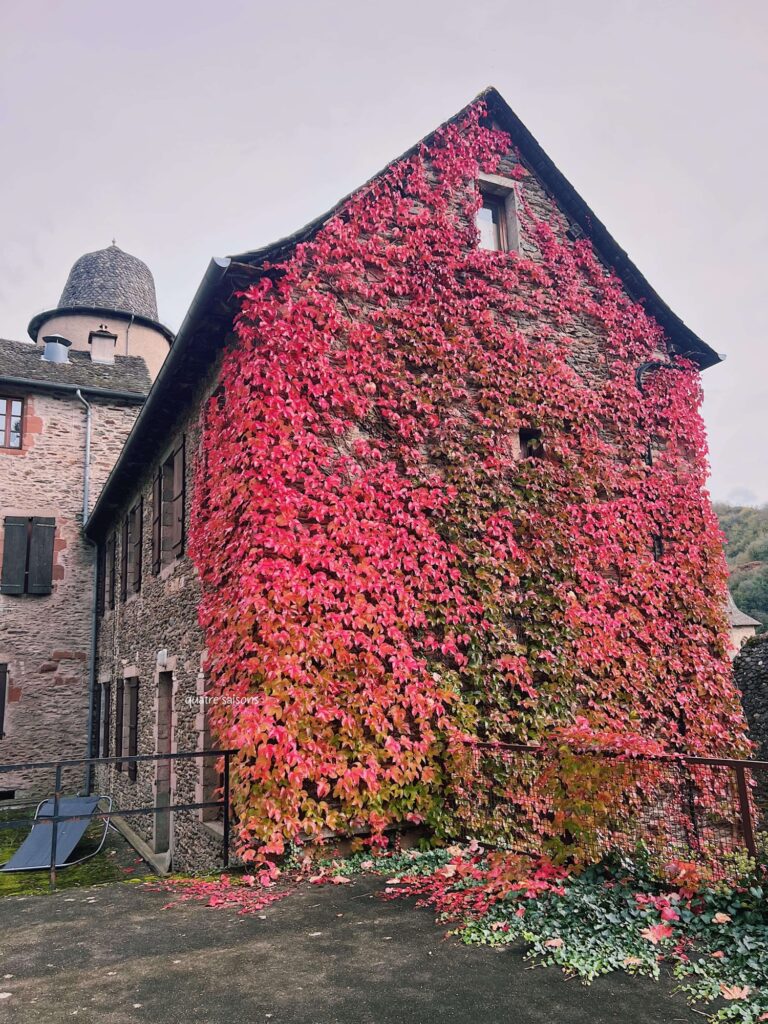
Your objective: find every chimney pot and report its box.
[41,335,72,363]
[89,325,117,364]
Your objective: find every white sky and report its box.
[1,0,765,504]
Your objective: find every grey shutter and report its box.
[28,517,55,595]
[127,680,139,781]
[1,517,29,595]
[0,664,7,738]
[151,469,162,574]
[172,439,185,558]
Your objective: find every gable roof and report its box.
[0,337,151,400]
[85,86,722,537]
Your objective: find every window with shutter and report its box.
[1,517,55,595]
[104,533,116,609]
[0,664,7,738]
[154,438,186,570]
[171,439,185,559]
[127,499,143,593]
[115,678,124,771]
[120,518,129,603]
[1,518,29,595]
[151,468,162,574]
[96,544,106,617]
[100,682,111,758]
[27,518,55,594]
[127,679,139,782]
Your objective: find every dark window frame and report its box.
[0,396,24,450]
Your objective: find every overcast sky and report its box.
[1,0,765,505]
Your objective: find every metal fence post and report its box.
[49,765,62,891]
[223,751,230,869]
[735,764,757,859]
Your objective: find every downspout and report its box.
[76,389,98,793]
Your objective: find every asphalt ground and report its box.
[0,876,702,1023]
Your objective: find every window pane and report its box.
[9,431,20,449]
[0,400,6,415]
[476,198,504,251]
[10,401,22,418]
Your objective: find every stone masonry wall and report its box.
[94,366,226,872]
[0,391,140,796]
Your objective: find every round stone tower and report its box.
[28,244,173,381]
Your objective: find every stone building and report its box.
[0,246,171,797]
[727,592,760,658]
[83,87,730,870]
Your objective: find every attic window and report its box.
[475,173,519,253]
[476,195,507,251]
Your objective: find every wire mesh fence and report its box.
[453,742,768,881]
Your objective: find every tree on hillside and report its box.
[714,503,768,630]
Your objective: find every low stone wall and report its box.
[734,633,768,760]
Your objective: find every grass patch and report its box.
[0,806,151,897]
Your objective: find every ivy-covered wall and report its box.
[189,102,748,866]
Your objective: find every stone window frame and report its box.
[195,665,224,832]
[476,172,520,254]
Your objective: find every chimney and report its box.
[88,325,117,364]
[41,334,72,363]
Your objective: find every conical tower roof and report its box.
[28,243,173,343]
[59,244,158,320]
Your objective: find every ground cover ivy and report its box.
[189,98,748,867]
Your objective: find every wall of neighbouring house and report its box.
[0,391,140,797]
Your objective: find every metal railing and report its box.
[0,749,235,889]
[455,742,768,879]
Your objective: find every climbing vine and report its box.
[189,101,748,862]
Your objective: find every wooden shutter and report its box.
[0,664,7,738]
[90,683,101,758]
[127,680,139,782]
[120,517,129,603]
[1,517,28,595]
[172,438,185,558]
[27,517,55,595]
[151,468,162,574]
[105,533,116,610]
[132,499,143,593]
[115,678,124,770]
[101,682,111,758]
[96,544,106,617]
